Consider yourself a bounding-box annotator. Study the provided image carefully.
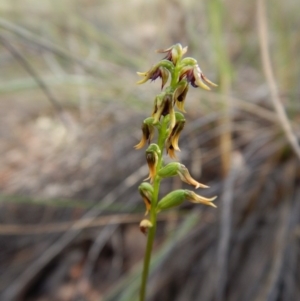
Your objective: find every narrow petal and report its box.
[156,47,172,54]
[138,183,153,215]
[174,81,188,112]
[134,136,147,149]
[192,65,218,90]
[160,67,169,89]
[169,107,176,132]
[195,78,211,90]
[167,145,177,159]
[137,71,147,76]
[185,191,217,207]
[182,46,188,56]
[136,77,149,85]
[145,153,157,183]
[167,117,185,152]
[142,196,151,215]
[177,165,209,189]
[171,133,181,151]
[175,100,186,113]
[201,74,218,87]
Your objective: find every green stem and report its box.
[170,66,179,88]
[139,118,167,301]
[139,212,157,301]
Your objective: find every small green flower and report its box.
[156,43,188,65]
[157,162,179,178]
[157,189,217,212]
[139,219,153,235]
[157,190,186,211]
[185,190,217,207]
[158,162,209,189]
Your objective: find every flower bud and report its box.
[139,219,153,235]
[158,162,209,189]
[177,165,209,189]
[138,182,153,215]
[156,43,188,65]
[158,162,180,178]
[185,190,217,208]
[157,190,186,212]
[145,144,161,183]
[134,117,155,149]
[157,189,217,212]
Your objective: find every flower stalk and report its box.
[136,44,217,301]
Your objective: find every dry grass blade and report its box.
[257,0,300,160]
[208,0,233,176]
[215,152,244,301]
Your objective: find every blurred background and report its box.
[0,0,300,300]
